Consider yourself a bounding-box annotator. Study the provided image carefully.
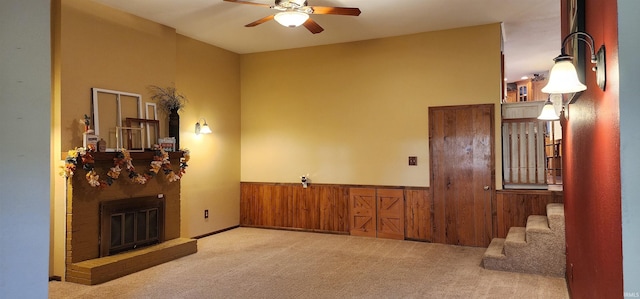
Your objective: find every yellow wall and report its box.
[176,35,241,237]
[58,0,176,153]
[51,0,241,278]
[240,24,503,187]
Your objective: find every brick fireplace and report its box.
[65,152,196,285]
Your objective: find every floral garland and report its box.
[62,147,190,189]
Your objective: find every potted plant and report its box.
[148,85,188,149]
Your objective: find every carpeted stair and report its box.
[483,203,565,277]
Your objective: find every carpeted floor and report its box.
[49,227,569,299]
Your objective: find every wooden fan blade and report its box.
[310,6,361,16]
[303,18,324,34]
[223,0,271,8]
[245,15,275,27]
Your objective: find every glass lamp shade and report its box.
[537,100,560,121]
[274,11,309,27]
[541,56,587,94]
[200,123,212,134]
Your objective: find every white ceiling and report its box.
[92,0,561,82]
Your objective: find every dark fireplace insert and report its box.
[100,196,165,257]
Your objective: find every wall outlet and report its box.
[204,209,209,219]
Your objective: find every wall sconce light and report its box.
[537,96,560,121]
[194,118,212,135]
[542,31,606,94]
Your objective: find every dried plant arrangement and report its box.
[148,85,188,113]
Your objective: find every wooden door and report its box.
[349,188,376,237]
[429,104,494,247]
[376,189,405,240]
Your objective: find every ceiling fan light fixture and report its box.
[274,11,309,27]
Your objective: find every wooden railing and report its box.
[502,118,548,186]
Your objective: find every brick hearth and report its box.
[66,238,196,285]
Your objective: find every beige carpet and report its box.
[49,227,569,299]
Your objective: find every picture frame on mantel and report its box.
[116,126,144,153]
[566,0,586,104]
[126,117,160,150]
[91,88,143,152]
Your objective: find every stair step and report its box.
[546,203,565,231]
[547,203,564,217]
[526,215,552,234]
[505,226,526,246]
[482,203,566,277]
[484,238,506,259]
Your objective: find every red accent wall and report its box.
[562,0,623,297]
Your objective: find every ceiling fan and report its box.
[223,0,361,34]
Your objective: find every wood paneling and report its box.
[240,183,350,234]
[495,190,564,238]
[241,182,563,246]
[429,105,494,247]
[377,189,405,240]
[349,188,376,237]
[319,186,350,232]
[293,186,318,230]
[350,187,406,240]
[404,189,432,241]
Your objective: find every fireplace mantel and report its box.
[91,151,185,161]
[60,150,185,161]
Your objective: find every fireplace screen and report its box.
[101,196,165,257]
[110,208,159,254]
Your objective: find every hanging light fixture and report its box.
[274,11,309,27]
[542,31,606,95]
[537,97,560,121]
[194,118,212,135]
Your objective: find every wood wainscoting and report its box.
[495,189,564,238]
[404,188,432,241]
[240,183,431,239]
[240,182,562,245]
[349,188,406,240]
[240,183,351,233]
